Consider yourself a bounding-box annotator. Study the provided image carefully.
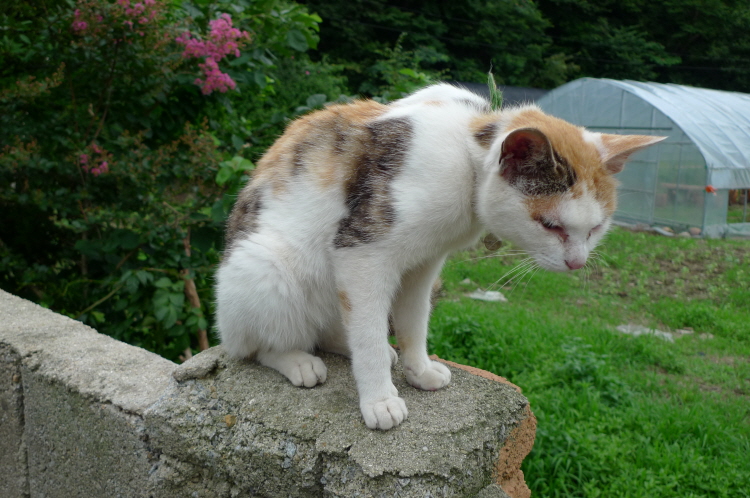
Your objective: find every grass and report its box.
[428,227,750,498]
[728,204,749,224]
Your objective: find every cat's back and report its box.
[225,86,488,251]
[225,100,391,249]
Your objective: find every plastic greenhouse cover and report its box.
[593,79,750,189]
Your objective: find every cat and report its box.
[216,83,665,430]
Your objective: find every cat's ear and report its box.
[598,134,667,174]
[499,128,554,179]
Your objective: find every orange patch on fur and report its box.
[338,290,352,313]
[523,195,562,222]
[253,100,388,193]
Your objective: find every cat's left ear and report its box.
[598,134,667,174]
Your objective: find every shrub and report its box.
[0,0,326,361]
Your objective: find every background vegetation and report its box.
[431,227,749,497]
[2,1,749,495]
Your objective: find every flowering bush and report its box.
[177,14,251,94]
[0,0,329,361]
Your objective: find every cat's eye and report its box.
[540,219,562,231]
[538,218,566,237]
[588,224,603,239]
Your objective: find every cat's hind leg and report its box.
[216,237,328,387]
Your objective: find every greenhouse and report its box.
[537,78,750,238]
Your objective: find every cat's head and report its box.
[476,107,665,272]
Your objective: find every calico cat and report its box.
[216,83,664,430]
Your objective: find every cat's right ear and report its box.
[499,128,554,181]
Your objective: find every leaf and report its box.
[163,306,178,329]
[182,3,203,19]
[216,165,234,186]
[154,277,172,288]
[251,70,267,88]
[211,200,227,224]
[228,53,252,67]
[168,292,184,307]
[305,93,327,108]
[154,303,169,321]
[231,134,244,152]
[135,270,152,285]
[286,29,309,52]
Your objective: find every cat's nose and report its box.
[565,259,585,270]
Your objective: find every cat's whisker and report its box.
[485,258,532,291]
[516,262,542,292]
[460,250,527,263]
[490,257,537,293]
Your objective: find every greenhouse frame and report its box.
[537,78,750,238]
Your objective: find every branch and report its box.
[75,282,125,320]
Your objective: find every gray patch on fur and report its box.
[474,123,498,149]
[506,152,577,196]
[224,186,264,252]
[500,130,577,197]
[334,117,413,248]
[292,140,317,175]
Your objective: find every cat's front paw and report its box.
[404,360,451,391]
[360,396,408,430]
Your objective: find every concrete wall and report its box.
[0,290,536,497]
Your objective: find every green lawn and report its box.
[428,227,750,498]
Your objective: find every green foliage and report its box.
[302,0,577,90]
[301,0,750,91]
[0,0,338,361]
[536,0,750,91]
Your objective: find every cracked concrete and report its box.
[0,290,535,497]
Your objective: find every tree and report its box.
[301,0,577,90]
[536,0,750,91]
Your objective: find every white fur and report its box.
[216,84,615,430]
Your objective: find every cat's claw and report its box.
[361,396,408,430]
[404,360,451,391]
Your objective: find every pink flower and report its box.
[79,154,89,165]
[195,58,236,94]
[73,20,88,32]
[91,143,101,154]
[89,161,109,176]
[117,0,130,6]
[176,14,249,94]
